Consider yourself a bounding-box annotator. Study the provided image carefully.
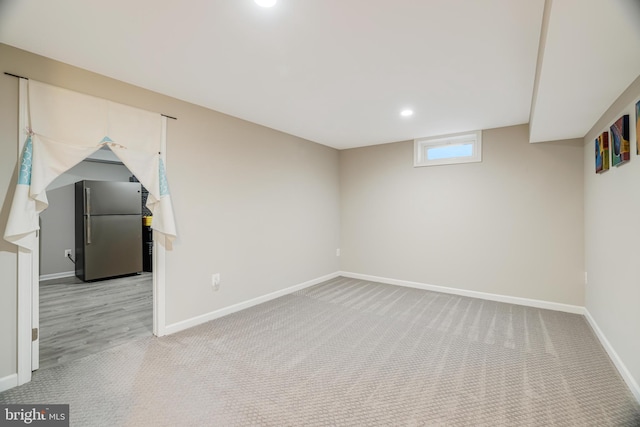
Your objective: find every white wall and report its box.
[583,74,640,392]
[340,124,585,305]
[46,159,131,191]
[0,43,341,379]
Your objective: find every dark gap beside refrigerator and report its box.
[132,176,153,273]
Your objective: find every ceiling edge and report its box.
[528,0,553,144]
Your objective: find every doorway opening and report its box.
[37,147,153,369]
[14,80,170,386]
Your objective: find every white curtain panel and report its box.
[4,80,177,250]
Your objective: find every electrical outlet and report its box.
[336,248,341,257]
[64,249,72,258]
[212,273,221,291]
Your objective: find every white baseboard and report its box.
[584,309,640,404]
[0,373,18,393]
[164,271,341,335]
[339,272,586,314]
[39,271,75,282]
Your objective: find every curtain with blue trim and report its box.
[4,80,177,250]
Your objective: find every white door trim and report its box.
[31,227,39,371]
[17,248,33,386]
[16,88,167,385]
[153,117,168,337]
[153,234,167,337]
[17,78,32,385]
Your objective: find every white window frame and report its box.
[414,130,482,167]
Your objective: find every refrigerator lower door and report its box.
[84,215,142,281]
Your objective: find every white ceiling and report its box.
[0,0,639,149]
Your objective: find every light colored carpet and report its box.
[1,276,639,426]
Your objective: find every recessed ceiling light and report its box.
[400,109,414,117]
[255,0,277,7]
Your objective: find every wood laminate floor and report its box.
[39,273,152,370]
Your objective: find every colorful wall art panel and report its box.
[610,114,630,167]
[595,131,609,173]
[636,100,639,155]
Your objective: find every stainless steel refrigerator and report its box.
[75,180,143,281]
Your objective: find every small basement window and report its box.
[414,130,482,167]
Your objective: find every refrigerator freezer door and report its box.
[84,181,142,215]
[83,215,142,281]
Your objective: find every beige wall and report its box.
[583,74,640,390]
[340,124,585,305]
[0,42,603,388]
[0,44,341,379]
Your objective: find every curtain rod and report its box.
[4,71,177,120]
[4,72,26,79]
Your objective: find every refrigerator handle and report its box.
[85,187,92,245]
